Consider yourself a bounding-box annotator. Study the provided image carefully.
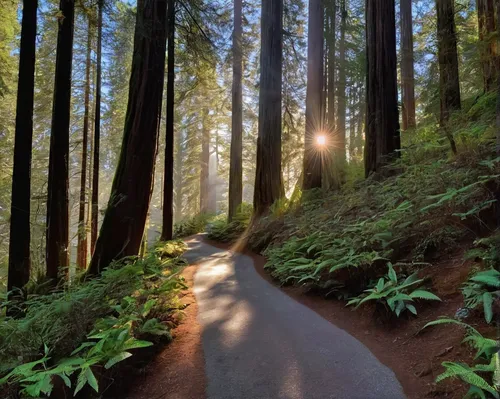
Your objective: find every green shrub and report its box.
[207,203,253,242]
[0,242,187,397]
[173,213,215,238]
[346,263,441,317]
[461,269,500,324]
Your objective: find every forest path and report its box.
[184,235,407,399]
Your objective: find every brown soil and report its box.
[125,264,206,399]
[203,238,482,399]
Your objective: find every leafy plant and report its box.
[461,269,500,323]
[347,263,441,317]
[0,243,187,397]
[423,318,500,398]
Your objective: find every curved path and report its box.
[185,235,406,399]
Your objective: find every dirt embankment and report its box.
[124,264,207,399]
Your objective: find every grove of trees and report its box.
[1,0,498,305]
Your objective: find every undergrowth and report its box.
[173,213,215,238]
[207,202,253,242]
[250,93,500,297]
[0,240,187,397]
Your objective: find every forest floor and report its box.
[124,263,207,399]
[118,234,486,399]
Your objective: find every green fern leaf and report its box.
[409,290,441,301]
[483,292,493,324]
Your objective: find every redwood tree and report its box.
[8,0,38,294]
[302,0,324,190]
[254,0,283,215]
[400,0,416,130]
[89,0,168,274]
[364,0,400,176]
[436,0,461,125]
[161,0,175,241]
[337,0,347,163]
[46,0,75,281]
[77,18,92,269]
[91,0,103,254]
[200,109,210,213]
[228,0,243,222]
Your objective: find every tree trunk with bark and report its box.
[436,0,461,125]
[324,0,338,189]
[200,109,210,213]
[337,0,347,163]
[91,0,103,254]
[364,0,400,176]
[88,0,168,274]
[400,0,416,130]
[161,0,175,241]
[496,0,500,155]
[77,18,92,270]
[303,0,324,190]
[46,0,75,281]
[174,129,183,222]
[8,0,38,296]
[228,0,243,221]
[254,0,283,215]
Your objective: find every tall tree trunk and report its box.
[484,0,496,91]
[325,0,338,189]
[400,0,416,129]
[88,0,168,274]
[161,0,175,241]
[200,109,210,213]
[478,0,496,91]
[337,0,347,163]
[349,83,356,158]
[77,18,92,270]
[174,129,183,222]
[303,0,324,190]
[327,0,336,132]
[228,0,243,221]
[46,0,75,281]
[254,0,283,215]
[8,0,37,296]
[436,0,461,126]
[496,0,500,155]
[364,0,400,176]
[91,0,103,254]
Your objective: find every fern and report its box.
[436,362,499,399]
[347,263,440,317]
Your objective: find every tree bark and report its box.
[364,0,400,176]
[303,0,324,190]
[324,0,339,189]
[496,0,500,155]
[337,0,347,162]
[8,0,37,295]
[46,0,75,281]
[161,0,175,241]
[400,0,416,130]
[228,0,243,221]
[91,0,103,254]
[254,0,283,215]
[88,0,168,274]
[200,109,210,213]
[77,18,92,270]
[174,129,183,222]
[436,0,461,126]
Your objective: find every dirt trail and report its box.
[126,265,206,399]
